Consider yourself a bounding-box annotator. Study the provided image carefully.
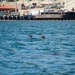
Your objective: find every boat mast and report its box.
[65,0,68,10]
[15,0,17,14]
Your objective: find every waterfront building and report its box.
[65,0,75,11]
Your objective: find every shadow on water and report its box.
[26,37,42,42]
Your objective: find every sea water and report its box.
[0,20,75,75]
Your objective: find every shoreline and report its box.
[0,12,75,20]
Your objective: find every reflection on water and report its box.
[0,20,75,75]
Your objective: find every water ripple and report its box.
[0,20,75,75]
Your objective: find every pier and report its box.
[0,15,35,20]
[35,14,63,20]
[0,11,75,20]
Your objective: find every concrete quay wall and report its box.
[35,14,63,19]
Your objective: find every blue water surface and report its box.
[0,20,75,75]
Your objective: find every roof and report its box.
[0,5,15,11]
